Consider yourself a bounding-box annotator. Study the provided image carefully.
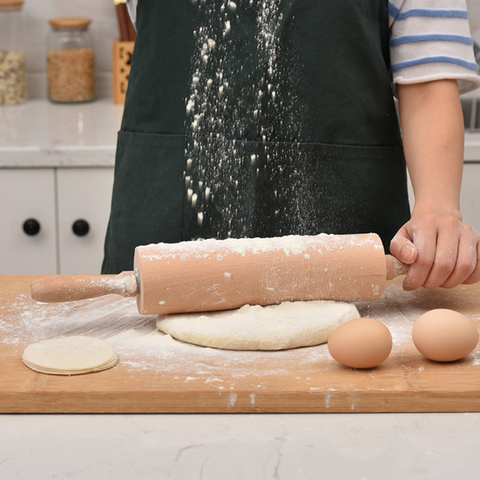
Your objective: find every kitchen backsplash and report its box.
[20,0,480,97]
[467,0,480,46]
[23,1,480,73]
[24,0,118,74]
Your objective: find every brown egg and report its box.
[328,318,392,369]
[412,309,479,362]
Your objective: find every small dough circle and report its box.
[23,336,118,375]
[156,300,360,350]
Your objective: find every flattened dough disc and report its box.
[156,300,360,350]
[23,336,118,375]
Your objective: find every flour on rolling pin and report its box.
[30,233,405,315]
[134,233,389,314]
[137,233,383,260]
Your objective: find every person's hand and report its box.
[390,214,480,290]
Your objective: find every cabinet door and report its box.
[461,163,480,233]
[57,168,114,274]
[0,169,57,274]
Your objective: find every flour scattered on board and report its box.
[2,280,480,395]
[227,393,238,408]
[0,293,337,390]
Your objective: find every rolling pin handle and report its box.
[30,271,138,303]
[385,255,409,280]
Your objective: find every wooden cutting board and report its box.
[1,275,480,413]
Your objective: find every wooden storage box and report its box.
[113,40,135,104]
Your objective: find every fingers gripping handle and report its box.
[385,255,409,280]
[30,271,138,303]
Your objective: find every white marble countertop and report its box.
[1,98,480,168]
[1,413,479,479]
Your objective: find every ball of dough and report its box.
[157,300,360,350]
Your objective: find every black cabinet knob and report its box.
[23,219,41,236]
[72,219,90,236]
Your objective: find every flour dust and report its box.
[184,0,313,240]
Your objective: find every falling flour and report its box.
[184,0,313,239]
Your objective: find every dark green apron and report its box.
[102,0,410,274]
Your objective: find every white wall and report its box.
[23,0,118,74]
[21,0,480,73]
[467,0,480,45]
[19,1,480,77]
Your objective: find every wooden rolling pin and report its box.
[31,233,408,315]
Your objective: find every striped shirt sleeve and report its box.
[126,0,138,30]
[389,0,480,94]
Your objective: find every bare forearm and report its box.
[391,80,480,290]
[397,79,464,220]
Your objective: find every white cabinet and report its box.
[0,169,57,274]
[407,162,480,233]
[461,162,480,233]
[57,168,114,274]
[0,167,114,275]
[1,162,479,275]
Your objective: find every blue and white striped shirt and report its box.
[126,0,480,94]
[389,0,480,93]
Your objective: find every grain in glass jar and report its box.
[0,0,27,105]
[47,17,95,103]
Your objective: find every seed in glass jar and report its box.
[47,48,95,103]
[0,49,27,105]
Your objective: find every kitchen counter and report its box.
[2,275,480,414]
[1,99,480,168]
[0,99,123,167]
[1,412,480,480]
[2,95,480,478]
[2,275,480,479]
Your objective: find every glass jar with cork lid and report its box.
[47,17,95,103]
[0,0,27,105]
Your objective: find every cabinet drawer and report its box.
[57,168,114,274]
[0,169,57,274]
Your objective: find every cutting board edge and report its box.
[2,390,480,414]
